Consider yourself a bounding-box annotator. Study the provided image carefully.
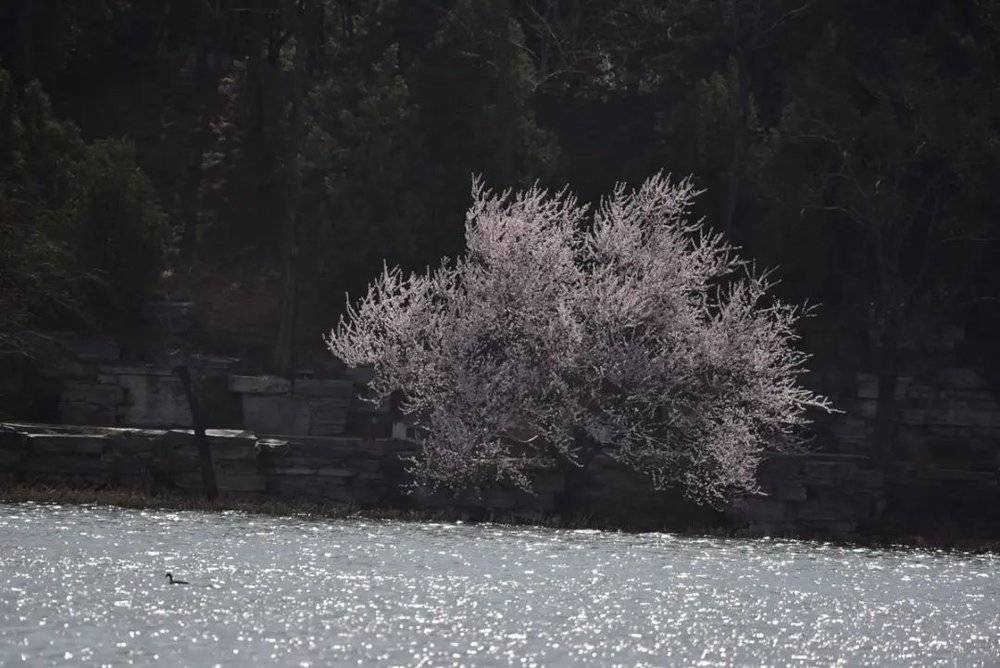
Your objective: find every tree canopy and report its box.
[330,175,832,503]
[0,66,167,336]
[1,1,996,392]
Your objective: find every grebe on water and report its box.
[165,572,189,585]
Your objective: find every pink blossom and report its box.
[327,173,832,504]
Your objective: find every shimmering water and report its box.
[0,503,998,666]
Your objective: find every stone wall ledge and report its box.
[761,451,872,462]
[98,364,177,377]
[256,434,380,449]
[934,368,991,390]
[269,467,318,476]
[229,375,291,395]
[1,422,170,437]
[228,376,354,397]
[25,433,110,455]
[61,382,125,403]
[898,408,1000,428]
[292,379,354,397]
[888,465,998,482]
[2,421,996,535]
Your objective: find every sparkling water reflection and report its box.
[0,502,998,666]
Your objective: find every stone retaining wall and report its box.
[229,376,355,436]
[0,332,242,429]
[0,424,264,495]
[0,422,882,533]
[826,367,1000,469]
[735,453,885,534]
[1,325,997,535]
[2,421,998,535]
[3,331,997,471]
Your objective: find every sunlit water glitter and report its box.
[0,502,997,666]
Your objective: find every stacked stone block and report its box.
[229,375,354,436]
[0,424,268,498]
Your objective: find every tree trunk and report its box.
[179,81,213,252]
[553,434,600,524]
[150,1,172,61]
[722,54,751,237]
[872,320,901,468]
[246,0,267,142]
[18,0,34,83]
[271,0,308,377]
[174,365,219,500]
[493,0,517,186]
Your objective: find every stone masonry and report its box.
[0,321,997,536]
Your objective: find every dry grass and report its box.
[0,483,566,528]
[1,484,347,517]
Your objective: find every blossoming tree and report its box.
[327,173,831,505]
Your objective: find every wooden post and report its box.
[174,365,219,500]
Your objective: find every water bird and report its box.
[165,572,189,585]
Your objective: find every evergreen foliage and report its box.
[71,139,169,314]
[0,66,168,333]
[0,1,995,385]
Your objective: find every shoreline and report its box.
[2,483,997,554]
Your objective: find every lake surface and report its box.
[0,503,997,666]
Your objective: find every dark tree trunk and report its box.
[872,327,900,468]
[150,1,172,61]
[174,365,219,500]
[722,53,751,238]
[246,0,267,138]
[18,0,34,82]
[271,0,308,377]
[553,433,601,524]
[178,0,220,252]
[493,0,516,186]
